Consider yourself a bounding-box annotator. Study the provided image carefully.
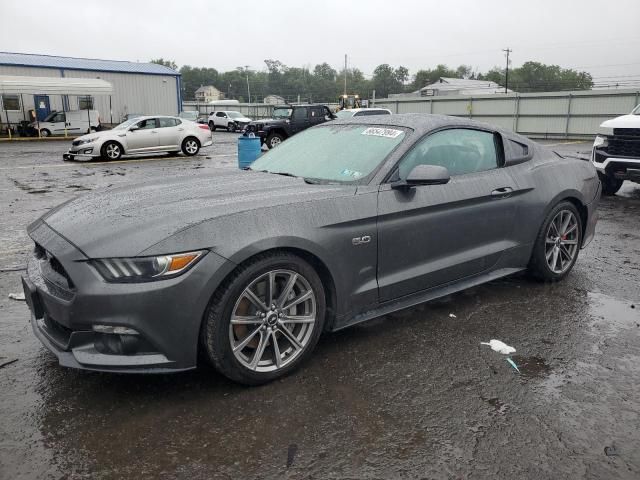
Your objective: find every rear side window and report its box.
[397,128,499,179]
[216,112,226,118]
[310,107,324,118]
[159,117,177,128]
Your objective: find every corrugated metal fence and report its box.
[374,88,640,139]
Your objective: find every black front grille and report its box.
[606,137,640,158]
[613,128,640,137]
[34,243,75,290]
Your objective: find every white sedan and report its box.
[63,115,213,161]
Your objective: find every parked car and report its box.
[591,103,640,195]
[61,115,212,161]
[335,108,392,119]
[30,110,100,137]
[23,114,599,385]
[245,104,335,149]
[207,111,252,132]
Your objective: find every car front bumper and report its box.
[23,220,234,373]
[592,146,640,181]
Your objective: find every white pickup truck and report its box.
[592,104,640,195]
[207,111,252,132]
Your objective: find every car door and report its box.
[215,112,227,128]
[48,112,67,134]
[376,127,520,302]
[125,118,160,152]
[309,106,326,126]
[290,107,310,133]
[156,117,181,149]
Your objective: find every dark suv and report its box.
[246,104,335,149]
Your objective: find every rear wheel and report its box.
[598,172,623,196]
[181,137,200,156]
[202,252,326,385]
[266,132,285,149]
[101,141,123,160]
[528,201,582,282]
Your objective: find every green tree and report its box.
[150,58,178,71]
[179,65,220,100]
[478,61,593,92]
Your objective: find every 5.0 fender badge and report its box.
[352,235,371,246]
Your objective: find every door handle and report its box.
[491,187,513,198]
[178,128,184,131]
[151,130,158,133]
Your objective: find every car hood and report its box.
[249,118,287,125]
[73,129,115,142]
[39,171,354,258]
[601,114,640,130]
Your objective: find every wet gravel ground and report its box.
[1,136,639,479]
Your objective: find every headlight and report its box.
[77,137,98,145]
[91,251,205,283]
[593,135,608,148]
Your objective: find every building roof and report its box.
[420,77,507,93]
[195,85,220,94]
[0,52,179,76]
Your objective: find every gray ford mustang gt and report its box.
[22,114,600,385]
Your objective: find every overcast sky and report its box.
[1,0,639,84]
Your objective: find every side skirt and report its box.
[332,267,524,331]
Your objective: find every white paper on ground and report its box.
[8,292,25,301]
[480,339,516,355]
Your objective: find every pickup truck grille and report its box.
[613,128,640,137]
[607,137,640,158]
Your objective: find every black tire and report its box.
[40,129,51,138]
[598,172,623,196]
[100,141,123,160]
[181,137,200,156]
[227,123,236,132]
[266,132,285,149]
[209,121,216,131]
[528,201,582,282]
[202,251,326,385]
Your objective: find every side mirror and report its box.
[129,125,140,132]
[392,164,450,189]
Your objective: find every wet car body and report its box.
[22,114,600,378]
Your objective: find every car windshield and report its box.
[250,124,407,183]
[335,110,355,119]
[114,118,140,130]
[227,111,244,119]
[272,108,293,118]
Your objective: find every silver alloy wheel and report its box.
[229,269,317,372]
[185,139,198,154]
[227,123,235,132]
[545,209,579,274]
[269,136,282,148]
[40,129,49,137]
[105,143,120,159]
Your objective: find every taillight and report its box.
[198,125,210,130]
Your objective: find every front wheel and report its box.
[202,252,326,385]
[209,121,216,131]
[181,137,200,156]
[266,132,285,149]
[101,141,123,160]
[40,129,51,138]
[227,123,236,132]
[598,172,623,196]
[528,201,582,282]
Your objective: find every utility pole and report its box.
[502,48,512,93]
[344,54,348,96]
[244,65,251,103]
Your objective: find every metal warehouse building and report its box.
[0,52,181,126]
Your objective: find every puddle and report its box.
[510,356,551,378]
[588,292,639,331]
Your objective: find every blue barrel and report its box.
[237,136,262,169]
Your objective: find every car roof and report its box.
[343,108,391,113]
[330,113,532,142]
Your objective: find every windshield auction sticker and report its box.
[361,127,403,138]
